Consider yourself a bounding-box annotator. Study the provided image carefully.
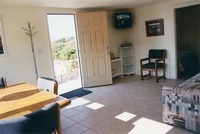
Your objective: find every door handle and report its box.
[106,46,110,55]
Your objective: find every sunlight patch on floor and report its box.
[115,112,136,122]
[66,98,90,109]
[128,117,173,134]
[86,102,105,110]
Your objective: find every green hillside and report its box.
[51,36,77,61]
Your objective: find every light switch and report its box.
[38,49,43,54]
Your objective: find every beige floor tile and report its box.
[61,108,80,117]
[61,118,77,130]
[69,112,90,122]
[63,124,88,134]
[90,120,116,133]
[79,116,104,128]
[81,129,98,134]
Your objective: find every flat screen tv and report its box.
[114,12,132,29]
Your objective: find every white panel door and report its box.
[76,11,112,87]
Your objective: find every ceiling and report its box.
[0,0,166,9]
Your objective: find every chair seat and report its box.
[142,62,164,69]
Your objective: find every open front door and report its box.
[76,11,112,87]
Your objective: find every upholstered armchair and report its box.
[140,49,166,82]
[163,73,200,132]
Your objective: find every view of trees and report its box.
[51,37,79,82]
[51,37,77,61]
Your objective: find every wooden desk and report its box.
[0,83,71,119]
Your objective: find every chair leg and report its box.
[163,67,166,79]
[57,107,62,134]
[156,69,159,83]
[141,69,143,80]
[149,71,151,78]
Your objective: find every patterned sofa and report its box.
[162,73,200,132]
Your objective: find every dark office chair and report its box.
[140,49,166,82]
[0,102,61,134]
[0,77,7,89]
[37,77,58,94]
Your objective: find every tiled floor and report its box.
[60,75,196,134]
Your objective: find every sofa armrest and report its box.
[162,84,200,132]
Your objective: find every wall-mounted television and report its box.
[114,12,132,29]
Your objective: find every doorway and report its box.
[176,5,200,79]
[47,14,82,94]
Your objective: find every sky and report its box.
[47,14,76,42]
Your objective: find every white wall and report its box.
[0,5,77,85]
[126,0,200,79]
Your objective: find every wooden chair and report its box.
[0,102,61,134]
[0,77,7,89]
[140,49,166,82]
[37,77,58,94]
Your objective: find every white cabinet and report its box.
[119,46,135,75]
[111,56,123,78]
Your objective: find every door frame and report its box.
[46,13,83,88]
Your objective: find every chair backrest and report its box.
[149,49,166,59]
[37,77,58,94]
[0,77,7,89]
[0,102,59,134]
